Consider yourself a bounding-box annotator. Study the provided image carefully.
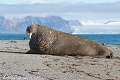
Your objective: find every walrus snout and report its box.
[24,24,38,40]
[106,53,113,59]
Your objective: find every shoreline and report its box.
[0,40,120,80]
[0,34,120,45]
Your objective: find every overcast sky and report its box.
[0,0,120,22]
[0,0,119,4]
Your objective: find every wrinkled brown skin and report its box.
[24,24,113,58]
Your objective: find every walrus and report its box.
[24,24,113,58]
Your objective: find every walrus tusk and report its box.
[29,33,32,39]
[24,31,28,40]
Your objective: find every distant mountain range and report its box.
[0,16,82,34]
[1,15,120,34]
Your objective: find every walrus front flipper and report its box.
[26,50,42,54]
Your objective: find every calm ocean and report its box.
[0,34,120,45]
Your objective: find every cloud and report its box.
[25,0,47,4]
[0,1,120,21]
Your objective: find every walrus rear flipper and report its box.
[106,53,113,59]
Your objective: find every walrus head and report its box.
[24,24,38,40]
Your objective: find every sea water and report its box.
[0,34,27,40]
[0,34,120,45]
[78,34,120,45]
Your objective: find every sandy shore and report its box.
[0,40,120,80]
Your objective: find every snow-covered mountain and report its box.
[81,20,120,26]
[80,20,103,26]
[0,16,82,34]
[105,21,120,25]
[72,20,120,34]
